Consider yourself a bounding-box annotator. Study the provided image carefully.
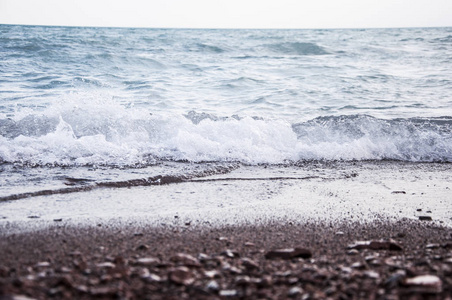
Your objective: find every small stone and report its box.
[198,253,211,262]
[35,262,50,268]
[244,242,256,247]
[222,264,242,275]
[419,216,432,221]
[135,257,160,266]
[170,253,201,267]
[416,208,422,212]
[335,231,345,235]
[241,258,259,270]
[364,271,380,279]
[347,249,359,255]
[142,272,162,282]
[404,275,442,293]
[75,285,89,293]
[235,275,251,285]
[257,275,273,287]
[351,262,366,269]
[8,295,40,300]
[217,236,228,241]
[441,242,452,249]
[391,191,406,194]
[265,247,312,260]
[385,271,406,289]
[96,262,115,269]
[221,249,240,258]
[206,280,220,292]
[27,215,40,219]
[204,270,221,279]
[348,240,402,251]
[169,266,196,285]
[135,244,149,251]
[219,290,238,297]
[133,232,144,237]
[288,286,303,298]
[426,243,440,249]
[53,218,63,222]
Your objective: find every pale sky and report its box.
[0,0,451,29]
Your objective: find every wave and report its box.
[1,101,451,166]
[266,42,329,56]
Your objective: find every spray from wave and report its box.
[1,98,451,166]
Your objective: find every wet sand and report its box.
[0,161,451,299]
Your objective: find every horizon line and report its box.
[1,22,451,31]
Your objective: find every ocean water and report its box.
[0,25,451,201]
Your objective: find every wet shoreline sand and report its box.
[1,161,452,298]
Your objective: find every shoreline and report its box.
[1,161,451,232]
[1,219,451,299]
[1,160,451,298]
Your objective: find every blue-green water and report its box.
[1,25,451,166]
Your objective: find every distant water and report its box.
[0,25,451,200]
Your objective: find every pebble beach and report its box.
[1,161,451,299]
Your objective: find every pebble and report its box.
[169,266,196,285]
[206,280,220,292]
[135,257,159,266]
[241,258,260,271]
[404,275,442,293]
[347,249,359,255]
[135,244,149,251]
[219,289,238,297]
[265,247,312,260]
[221,249,240,258]
[288,286,303,297]
[204,270,221,279]
[96,262,115,269]
[348,240,402,251]
[35,262,50,268]
[142,273,162,283]
[170,253,201,267]
[419,216,433,221]
[7,295,37,300]
[426,243,440,249]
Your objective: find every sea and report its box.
[0,25,451,205]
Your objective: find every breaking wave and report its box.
[1,101,451,166]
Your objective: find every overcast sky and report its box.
[0,0,451,29]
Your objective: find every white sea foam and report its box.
[1,99,451,166]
